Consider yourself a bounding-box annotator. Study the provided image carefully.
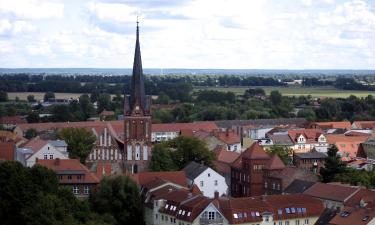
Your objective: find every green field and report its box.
[194,86,375,98]
[7,92,83,101]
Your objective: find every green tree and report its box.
[27,111,40,123]
[51,105,73,122]
[266,145,291,164]
[0,91,8,102]
[44,92,55,101]
[149,143,177,171]
[25,128,38,139]
[270,90,282,105]
[319,145,346,183]
[169,136,216,170]
[90,176,145,225]
[156,91,170,104]
[27,95,36,102]
[297,108,316,121]
[57,128,96,163]
[97,93,111,113]
[79,94,96,119]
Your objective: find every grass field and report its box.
[7,92,84,101]
[194,86,375,98]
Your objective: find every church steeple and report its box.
[130,19,147,113]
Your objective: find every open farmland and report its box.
[194,86,375,98]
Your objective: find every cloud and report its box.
[0,0,64,20]
[0,19,36,36]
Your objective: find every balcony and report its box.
[199,218,224,225]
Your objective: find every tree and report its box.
[266,145,292,164]
[169,136,216,170]
[149,143,177,171]
[270,90,282,105]
[27,95,36,102]
[51,105,73,122]
[90,176,145,225]
[156,91,170,104]
[297,108,316,121]
[44,92,55,101]
[57,128,96,163]
[27,111,40,123]
[25,128,37,139]
[319,145,346,183]
[79,94,96,119]
[0,91,8,102]
[97,93,111,113]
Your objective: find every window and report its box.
[135,144,140,160]
[77,175,82,180]
[285,221,289,225]
[155,214,158,219]
[277,209,282,215]
[44,154,48,159]
[68,175,72,180]
[165,204,169,209]
[73,186,79,195]
[49,154,53,159]
[279,222,283,225]
[187,212,191,217]
[58,175,63,180]
[143,145,148,160]
[127,145,132,160]
[208,173,210,177]
[265,181,268,188]
[84,186,89,194]
[200,181,204,187]
[214,180,218,186]
[295,220,299,225]
[285,208,290,214]
[233,213,238,219]
[291,208,296,213]
[208,212,215,220]
[304,219,309,224]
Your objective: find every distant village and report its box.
[1,26,375,225]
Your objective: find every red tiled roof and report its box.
[312,121,351,130]
[231,143,269,168]
[214,148,240,164]
[352,121,375,129]
[37,159,99,184]
[303,183,360,202]
[0,140,15,161]
[0,116,26,124]
[214,130,241,145]
[99,110,115,116]
[344,189,375,208]
[21,137,48,153]
[328,206,375,225]
[326,135,368,157]
[129,171,188,188]
[288,129,324,144]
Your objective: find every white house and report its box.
[18,137,69,167]
[288,129,328,153]
[183,161,228,198]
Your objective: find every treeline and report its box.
[303,77,375,91]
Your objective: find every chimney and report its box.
[214,191,219,199]
[226,128,229,137]
[54,158,60,165]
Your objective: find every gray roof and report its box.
[268,134,293,145]
[294,152,327,159]
[183,161,208,180]
[283,179,316,194]
[49,140,67,147]
[215,118,307,129]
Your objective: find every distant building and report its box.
[288,129,328,153]
[0,116,27,130]
[37,158,99,198]
[293,151,327,174]
[183,161,228,198]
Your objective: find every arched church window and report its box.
[135,144,140,160]
[143,145,148,160]
[127,145,132,160]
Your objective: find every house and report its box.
[130,171,189,188]
[213,146,240,188]
[37,158,99,197]
[328,188,375,225]
[288,129,328,153]
[18,137,69,167]
[362,137,375,160]
[293,151,327,173]
[303,183,362,210]
[267,134,293,148]
[183,161,228,198]
[154,190,324,225]
[0,116,27,130]
[0,130,27,146]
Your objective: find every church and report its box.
[122,21,152,174]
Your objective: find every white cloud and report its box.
[88,2,137,22]
[0,0,64,19]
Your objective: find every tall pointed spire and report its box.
[130,18,146,112]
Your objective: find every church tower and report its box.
[123,21,152,173]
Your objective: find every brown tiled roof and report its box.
[303,183,360,202]
[95,162,113,179]
[0,140,15,161]
[352,121,375,129]
[231,143,269,168]
[344,189,375,208]
[328,206,375,225]
[326,134,368,157]
[264,154,285,170]
[37,159,99,184]
[218,194,324,224]
[99,110,115,116]
[214,148,240,164]
[269,166,318,190]
[129,171,188,188]
[152,122,218,132]
[0,116,26,124]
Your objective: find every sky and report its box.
[0,0,374,69]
